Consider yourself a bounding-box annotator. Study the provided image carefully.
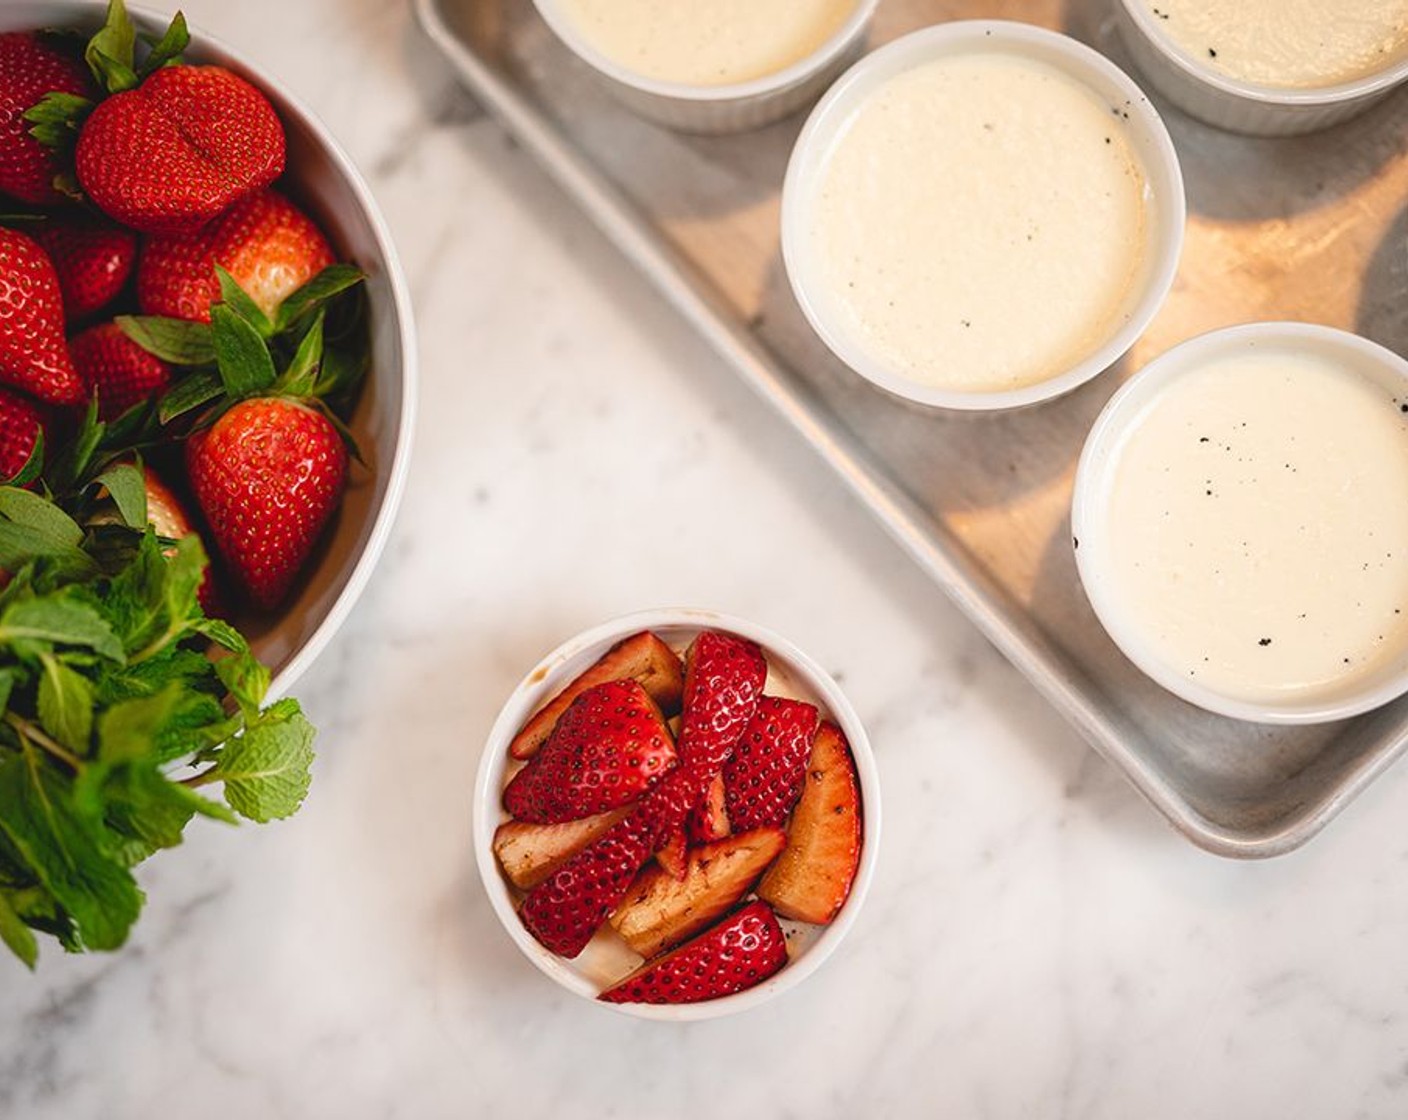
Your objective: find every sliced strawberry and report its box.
[0,32,93,206]
[723,697,820,831]
[600,900,788,1005]
[137,188,334,322]
[185,397,347,611]
[31,215,137,322]
[502,679,676,824]
[686,772,730,844]
[0,386,44,480]
[76,65,285,234]
[654,825,687,880]
[675,630,768,771]
[510,631,684,760]
[610,827,786,959]
[493,807,631,892]
[0,228,85,405]
[69,321,171,419]
[519,765,705,958]
[757,722,862,925]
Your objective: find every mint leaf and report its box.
[210,303,276,397]
[97,687,180,764]
[0,890,37,969]
[104,763,234,867]
[0,596,123,661]
[95,462,147,530]
[213,706,315,822]
[117,315,216,366]
[38,654,94,753]
[216,653,270,719]
[0,751,142,951]
[194,618,247,653]
[0,666,20,717]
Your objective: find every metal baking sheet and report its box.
[415,0,1408,857]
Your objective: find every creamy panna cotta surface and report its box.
[1097,349,1408,707]
[1143,0,1408,89]
[555,0,857,86]
[813,52,1150,395]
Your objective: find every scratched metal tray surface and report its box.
[416,0,1408,857]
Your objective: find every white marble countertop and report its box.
[6,2,1408,1117]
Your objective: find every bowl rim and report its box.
[1115,0,1408,109]
[780,19,1186,412]
[530,0,879,104]
[15,1,419,699]
[472,608,881,1022]
[1072,321,1408,725]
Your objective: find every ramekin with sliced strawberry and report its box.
[0,1,373,619]
[477,613,880,1019]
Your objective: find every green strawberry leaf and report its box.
[0,750,142,951]
[116,315,215,366]
[94,462,147,531]
[136,12,188,78]
[211,704,315,823]
[210,304,277,398]
[38,654,94,754]
[23,92,95,151]
[47,399,105,496]
[157,371,223,424]
[275,264,365,333]
[215,266,273,338]
[2,429,45,489]
[276,311,324,398]
[86,0,138,93]
[0,487,82,548]
[0,889,37,969]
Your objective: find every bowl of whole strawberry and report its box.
[0,0,415,694]
[475,610,881,1020]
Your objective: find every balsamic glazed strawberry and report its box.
[32,215,137,322]
[76,65,286,234]
[723,696,820,832]
[69,321,171,419]
[0,227,86,405]
[502,679,676,824]
[599,900,789,1005]
[0,32,93,205]
[138,189,334,322]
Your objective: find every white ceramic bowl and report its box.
[781,20,1185,412]
[1115,0,1408,136]
[0,2,417,697]
[474,608,880,1021]
[1073,322,1408,724]
[530,0,877,133]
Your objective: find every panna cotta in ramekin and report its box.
[1074,324,1408,724]
[782,22,1184,411]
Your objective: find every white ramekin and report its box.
[1073,322,1408,725]
[0,3,418,699]
[473,608,880,1021]
[530,0,877,133]
[1115,0,1408,136]
[781,20,1185,412]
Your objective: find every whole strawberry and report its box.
[503,679,676,824]
[32,215,137,322]
[70,321,171,419]
[0,385,45,480]
[722,697,820,831]
[76,65,285,234]
[0,227,86,405]
[185,398,347,610]
[138,189,334,322]
[599,901,789,1005]
[143,468,222,615]
[0,33,92,205]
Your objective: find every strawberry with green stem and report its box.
[118,262,367,610]
[0,31,94,205]
[24,2,285,232]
